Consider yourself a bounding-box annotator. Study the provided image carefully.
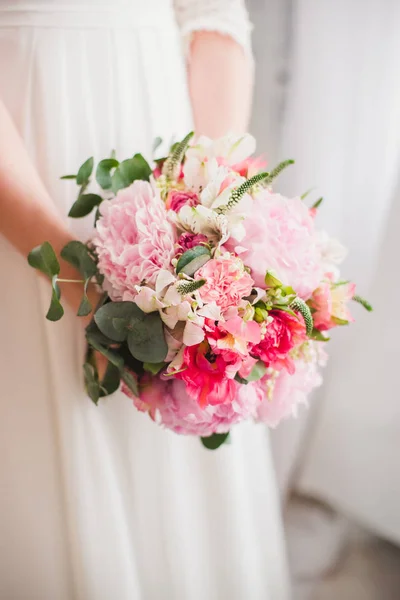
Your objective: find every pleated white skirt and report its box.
[0,3,289,599]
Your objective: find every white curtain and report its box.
[250,0,400,541]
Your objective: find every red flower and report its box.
[251,310,306,373]
[177,341,236,408]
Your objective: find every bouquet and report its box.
[28,133,371,449]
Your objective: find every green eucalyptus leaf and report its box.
[85,318,114,346]
[96,158,119,190]
[111,169,126,194]
[143,362,165,375]
[68,193,103,218]
[234,373,248,385]
[77,279,92,317]
[119,154,152,185]
[95,301,144,342]
[121,369,139,397]
[201,432,230,450]
[152,136,163,155]
[28,241,60,278]
[61,241,98,279]
[86,333,124,369]
[76,157,94,185]
[99,362,121,397]
[60,174,77,180]
[127,312,168,363]
[46,276,64,321]
[83,362,100,404]
[176,245,211,276]
[246,361,267,382]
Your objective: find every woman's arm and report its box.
[0,99,98,315]
[173,0,254,138]
[188,31,253,138]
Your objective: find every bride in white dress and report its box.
[0,1,289,599]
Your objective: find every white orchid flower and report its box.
[177,204,230,245]
[183,133,256,192]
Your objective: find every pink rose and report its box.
[251,310,306,373]
[93,181,175,299]
[122,373,262,437]
[311,281,356,331]
[196,255,254,313]
[166,189,199,212]
[225,191,322,300]
[176,232,208,254]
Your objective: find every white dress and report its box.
[0,2,289,599]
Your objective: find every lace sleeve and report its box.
[173,0,253,60]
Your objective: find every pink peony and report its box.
[177,341,237,407]
[166,189,199,212]
[311,281,356,331]
[93,181,175,299]
[226,191,322,299]
[251,310,306,373]
[122,374,262,436]
[255,346,324,427]
[196,255,254,313]
[176,232,208,254]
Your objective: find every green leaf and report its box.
[68,193,103,218]
[300,188,314,200]
[331,316,349,326]
[152,136,163,155]
[61,241,98,279]
[265,271,283,288]
[77,279,92,317]
[201,432,230,450]
[352,295,373,312]
[28,241,60,278]
[60,174,77,180]
[310,328,330,342]
[85,317,113,346]
[143,362,165,375]
[46,276,64,321]
[127,312,168,363]
[234,373,248,385]
[86,333,124,369]
[83,362,100,404]
[121,369,139,397]
[111,155,152,193]
[99,362,121,397]
[76,157,94,185]
[247,361,267,382]
[176,245,211,276]
[96,158,119,190]
[94,301,144,342]
[311,197,323,210]
[119,154,152,184]
[111,169,126,194]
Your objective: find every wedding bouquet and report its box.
[28,133,371,449]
